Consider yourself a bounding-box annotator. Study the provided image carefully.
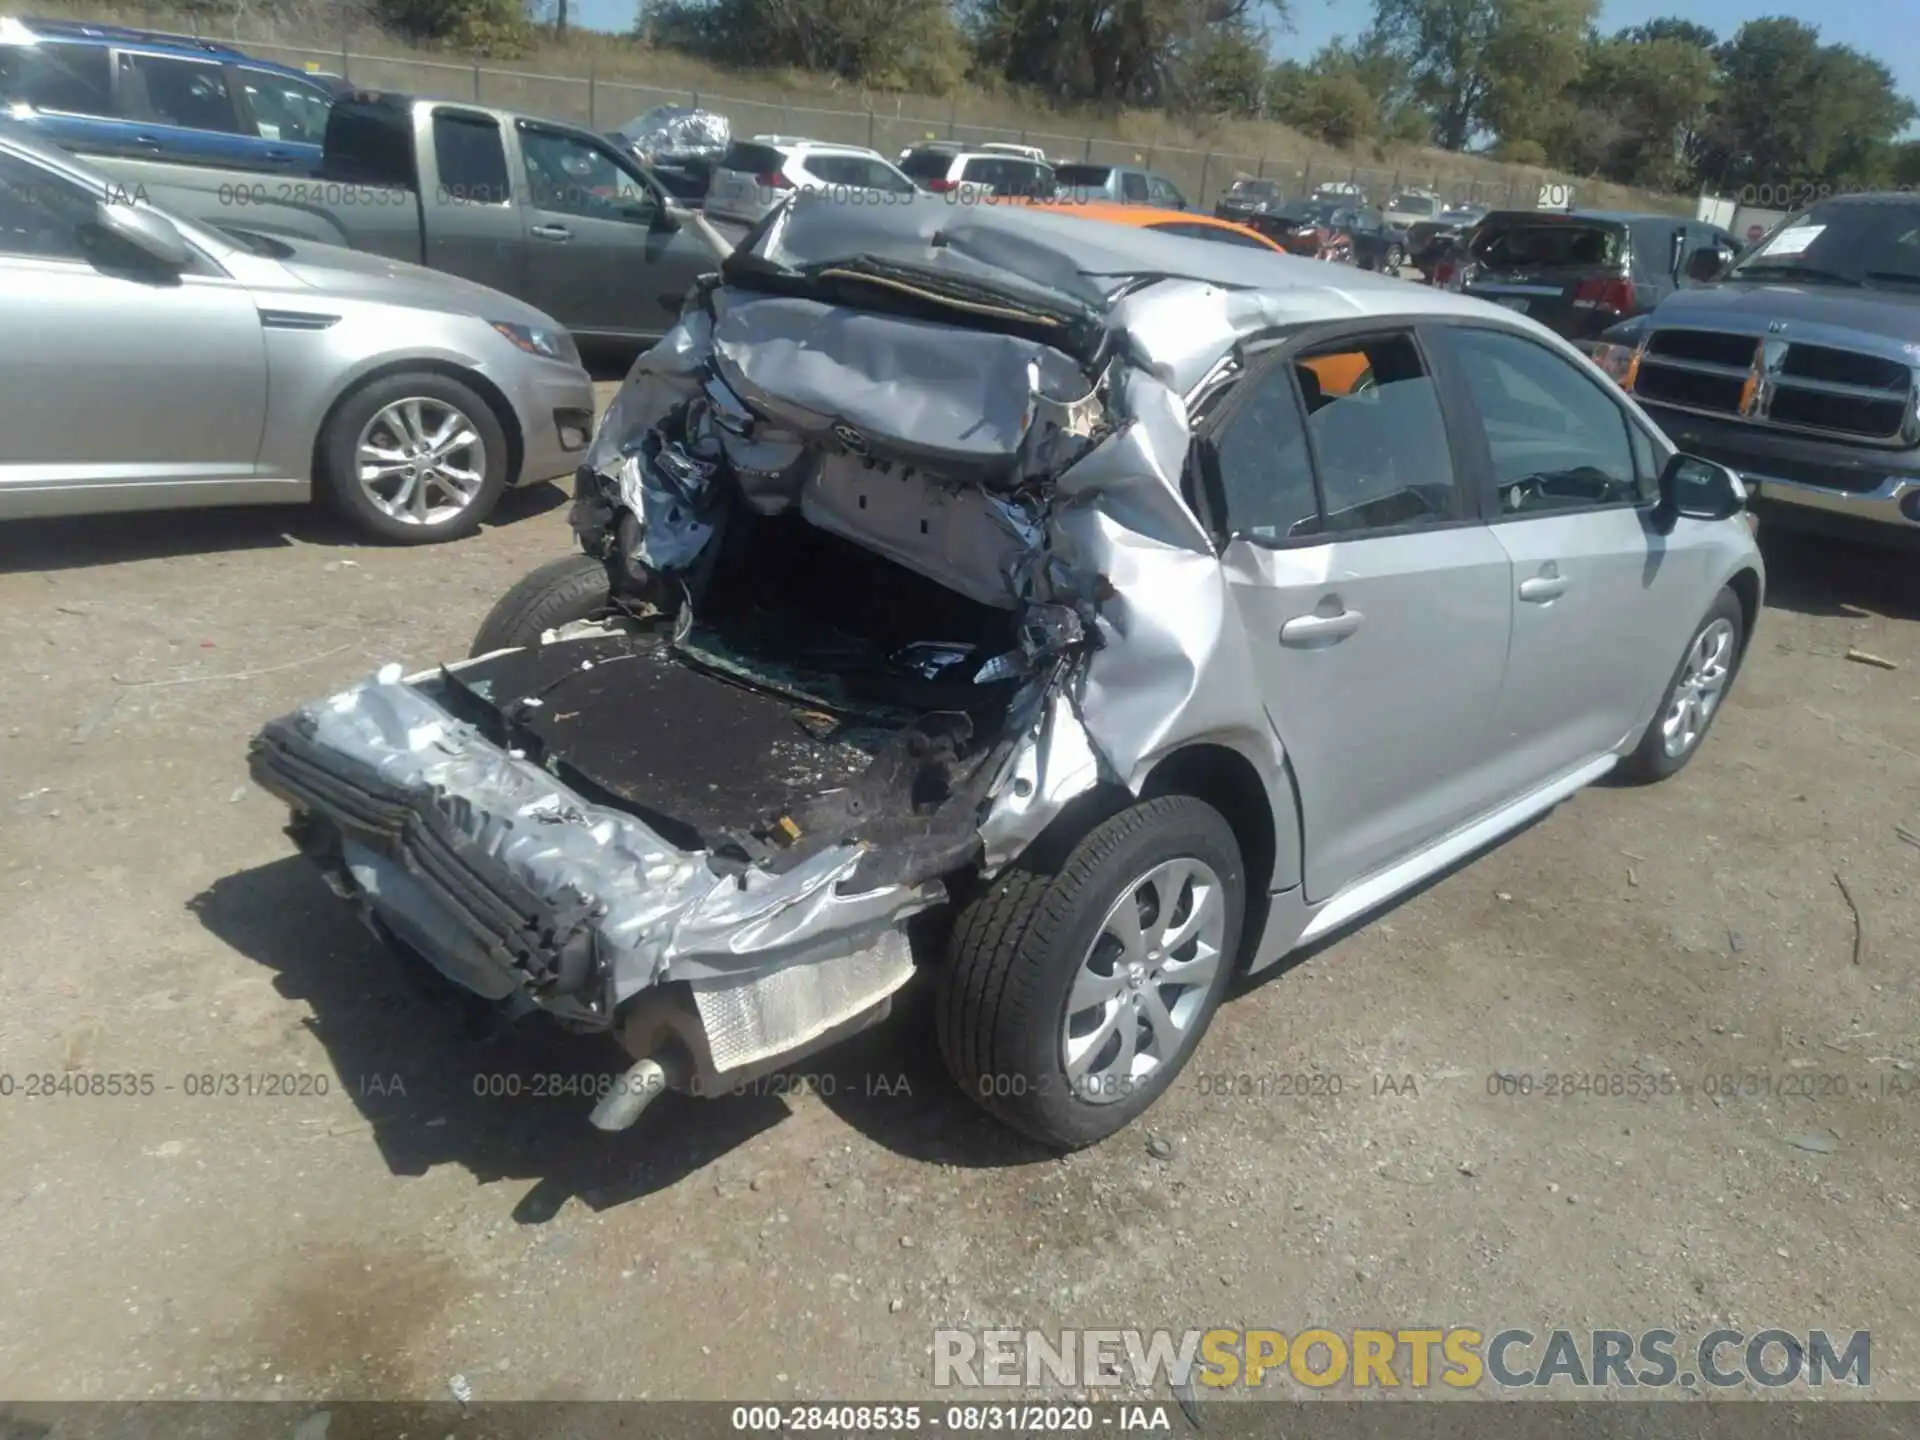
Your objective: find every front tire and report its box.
[318,372,509,545]
[1618,586,1744,783]
[469,554,613,656]
[937,796,1245,1149]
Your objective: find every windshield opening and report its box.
[1733,200,1920,286]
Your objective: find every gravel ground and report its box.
[1,398,1916,1403]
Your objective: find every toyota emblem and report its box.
[832,422,869,455]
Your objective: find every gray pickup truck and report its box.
[1592,192,1920,551]
[83,91,730,343]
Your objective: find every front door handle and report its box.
[531,223,572,241]
[1280,608,1364,646]
[1519,575,1568,603]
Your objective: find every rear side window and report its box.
[1053,164,1111,188]
[1211,361,1319,541]
[237,67,330,146]
[1150,221,1272,251]
[433,110,511,204]
[322,101,414,185]
[720,140,787,176]
[1471,221,1622,269]
[118,53,241,133]
[1297,334,1458,534]
[0,41,113,114]
[1629,219,1682,278]
[802,154,914,192]
[898,148,955,182]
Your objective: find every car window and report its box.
[1630,219,1682,278]
[1120,171,1148,203]
[1147,176,1182,206]
[1212,360,1320,541]
[720,140,788,176]
[432,110,511,204]
[1298,335,1459,534]
[237,67,330,145]
[117,53,242,133]
[1390,194,1437,216]
[897,148,955,183]
[802,154,913,192]
[519,125,650,218]
[0,152,90,260]
[1053,164,1110,189]
[1471,221,1622,269]
[0,40,114,115]
[1439,326,1650,511]
[1148,221,1273,250]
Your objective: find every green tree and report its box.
[643,0,967,90]
[1697,19,1916,190]
[1170,21,1272,115]
[966,0,1284,107]
[1371,0,1595,151]
[1543,28,1718,188]
[1269,29,1425,146]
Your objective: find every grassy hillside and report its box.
[32,0,1690,214]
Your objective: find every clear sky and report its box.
[568,0,1919,132]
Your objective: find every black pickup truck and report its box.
[82,91,730,343]
[1592,193,1920,549]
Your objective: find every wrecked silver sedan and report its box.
[249,193,1764,1147]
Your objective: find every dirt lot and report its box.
[1,415,1917,1403]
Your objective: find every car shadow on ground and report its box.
[0,483,568,575]
[1757,528,1920,621]
[190,858,1041,1218]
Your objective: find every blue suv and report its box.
[0,17,336,172]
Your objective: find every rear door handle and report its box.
[531,224,572,241]
[1280,608,1364,646]
[1519,576,1568,603]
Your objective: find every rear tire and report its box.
[469,554,613,657]
[1618,586,1745,783]
[937,795,1244,1149]
[318,372,509,545]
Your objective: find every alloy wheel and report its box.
[355,398,488,527]
[1061,857,1227,1104]
[1661,617,1736,758]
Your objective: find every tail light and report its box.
[1432,258,1457,287]
[754,171,792,190]
[925,178,959,193]
[1573,276,1635,313]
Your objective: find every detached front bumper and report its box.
[248,664,931,1090]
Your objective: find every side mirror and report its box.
[1684,245,1729,283]
[91,199,189,270]
[1660,453,1746,522]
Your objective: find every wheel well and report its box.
[1139,744,1279,914]
[1727,566,1761,661]
[311,360,525,487]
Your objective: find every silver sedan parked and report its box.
[250,194,1765,1148]
[0,124,597,543]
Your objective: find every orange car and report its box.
[1019,199,1285,253]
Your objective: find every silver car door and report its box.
[0,151,268,510]
[1209,329,1514,903]
[1425,323,1714,787]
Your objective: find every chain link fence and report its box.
[214,28,1685,216]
